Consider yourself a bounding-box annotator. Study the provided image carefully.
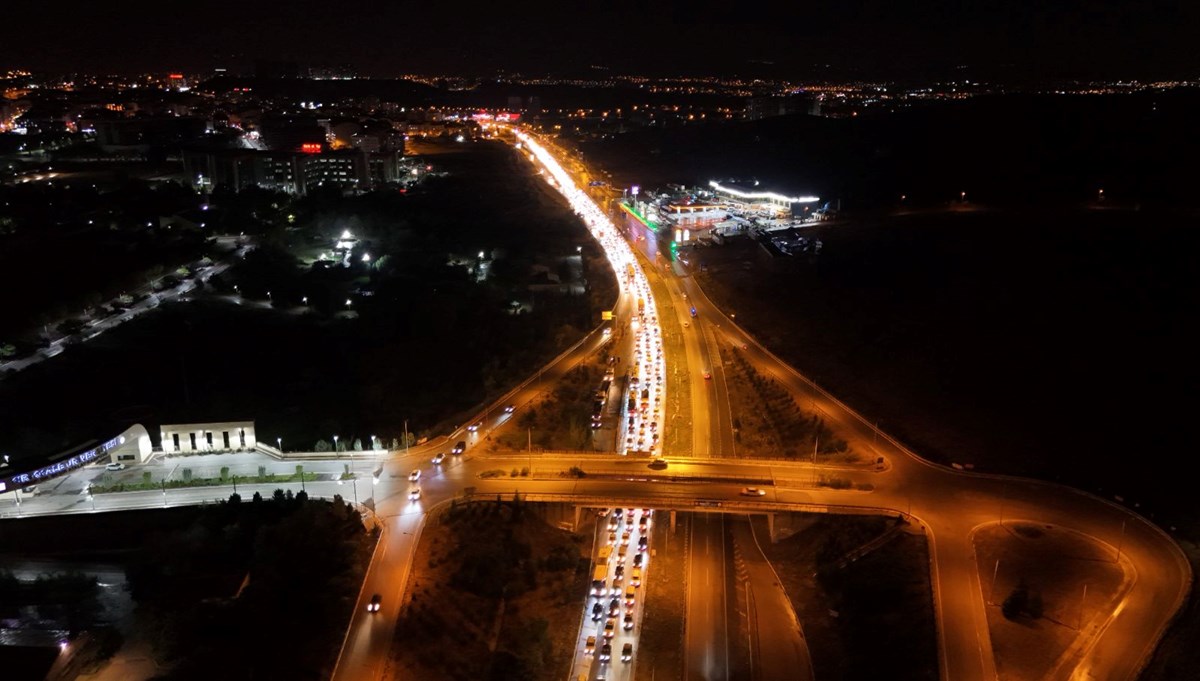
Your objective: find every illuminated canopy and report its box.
[708,180,819,204]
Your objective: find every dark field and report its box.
[693,205,1199,536]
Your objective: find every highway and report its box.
[684,513,732,681]
[2,125,1191,681]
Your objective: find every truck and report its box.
[591,564,609,596]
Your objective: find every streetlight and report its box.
[276,437,282,452]
[345,298,352,308]
[333,434,339,456]
[302,296,308,305]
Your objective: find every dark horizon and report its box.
[3,0,1199,82]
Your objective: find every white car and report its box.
[409,469,421,482]
[105,462,126,471]
[409,486,421,500]
[431,453,446,465]
[503,405,515,414]
[740,487,767,497]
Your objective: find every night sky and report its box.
[2,0,1198,79]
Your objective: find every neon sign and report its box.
[300,143,322,154]
[1,435,122,489]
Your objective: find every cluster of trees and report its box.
[127,492,373,680]
[727,348,847,458]
[499,364,606,452]
[395,499,586,681]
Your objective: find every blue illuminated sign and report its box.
[1,435,122,489]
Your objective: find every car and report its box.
[105,462,126,471]
[367,593,382,612]
[431,452,446,465]
[623,613,634,630]
[625,586,636,607]
[608,597,620,617]
[621,642,633,662]
[621,531,631,546]
[633,553,644,567]
[409,486,421,500]
[452,440,466,454]
[408,469,421,482]
[631,567,642,586]
[608,532,617,545]
[604,618,616,639]
[592,602,604,621]
[614,565,624,579]
[638,515,649,529]
[702,371,712,380]
[599,643,612,662]
[585,635,596,655]
[638,536,649,551]
[648,457,668,470]
[503,405,515,413]
[466,422,480,432]
[741,487,767,497]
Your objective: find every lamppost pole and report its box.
[404,420,409,454]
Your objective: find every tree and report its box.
[295,490,308,503]
[1002,585,1029,620]
[228,493,242,504]
[314,439,332,452]
[252,491,263,504]
[353,438,363,452]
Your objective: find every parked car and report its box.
[622,642,633,662]
[585,635,596,656]
[105,462,126,471]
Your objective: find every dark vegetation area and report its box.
[0,179,212,342]
[129,492,373,680]
[0,496,373,681]
[394,499,589,681]
[0,141,616,458]
[757,514,938,681]
[497,356,610,452]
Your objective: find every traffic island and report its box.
[973,522,1128,681]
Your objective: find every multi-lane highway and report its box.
[2,124,1191,681]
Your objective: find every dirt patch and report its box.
[388,499,590,681]
[755,513,938,681]
[973,522,1127,681]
